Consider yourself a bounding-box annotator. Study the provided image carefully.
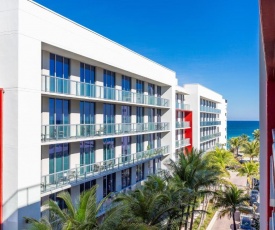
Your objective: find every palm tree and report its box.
[26,185,111,230]
[242,140,259,161]
[240,134,250,143]
[168,148,222,230]
[112,186,175,229]
[237,162,259,188]
[228,137,243,156]
[205,147,239,177]
[252,129,260,142]
[214,184,249,230]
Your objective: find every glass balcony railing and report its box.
[175,138,190,149]
[200,105,221,113]
[41,122,169,142]
[40,145,169,193]
[176,102,190,110]
[200,121,221,126]
[176,121,190,129]
[200,132,221,142]
[41,75,169,107]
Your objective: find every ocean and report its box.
[227,121,259,141]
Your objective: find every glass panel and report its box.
[104,70,115,99]
[103,138,115,160]
[50,54,56,92]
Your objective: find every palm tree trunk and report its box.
[189,196,197,230]
[184,205,190,230]
[232,211,237,230]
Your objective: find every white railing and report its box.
[41,122,170,142]
[41,75,169,107]
[41,145,169,193]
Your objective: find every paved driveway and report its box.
[211,171,247,230]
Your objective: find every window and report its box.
[136,107,144,123]
[49,143,69,175]
[136,164,144,182]
[80,180,96,193]
[104,70,115,99]
[148,83,155,96]
[136,80,144,93]
[122,75,131,102]
[122,168,131,189]
[121,136,131,162]
[104,104,115,134]
[103,138,115,160]
[49,98,69,139]
[121,106,131,123]
[122,75,131,91]
[148,134,155,149]
[49,53,70,94]
[80,101,95,136]
[103,173,116,197]
[80,141,95,173]
[136,135,144,153]
[80,63,95,97]
[157,133,161,148]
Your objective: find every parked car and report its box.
[250,189,259,196]
[240,216,254,230]
[250,195,258,206]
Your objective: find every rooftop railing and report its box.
[200,121,221,126]
[41,122,169,142]
[175,138,190,149]
[200,132,221,142]
[176,102,190,110]
[200,105,221,114]
[41,75,170,107]
[41,145,169,193]
[176,121,190,129]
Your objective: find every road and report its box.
[211,171,247,230]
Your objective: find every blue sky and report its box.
[35,0,259,120]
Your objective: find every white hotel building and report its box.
[183,84,227,152]
[0,0,227,229]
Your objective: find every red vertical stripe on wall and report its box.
[267,81,275,221]
[184,111,192,151]
[0,88,3,229]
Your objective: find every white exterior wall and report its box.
[0,0,176,229]
[183,84,227,151]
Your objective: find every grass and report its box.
[192,201,217,230]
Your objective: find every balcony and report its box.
[40,145,169,194]
[41,122,169,143]
[200,105,221,114]
[176,102,190,110]
[41,75,169,107]
[175,138,190,149]
[200,132,221,142]
[200,121,221,127]
[176,121,190,129]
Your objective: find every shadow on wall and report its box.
[3,184,41,230]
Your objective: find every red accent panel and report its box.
[0,89,3,229]
[267,81,275,220]
[184,111,192,152]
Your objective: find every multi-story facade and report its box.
[0,1,227,229]
[183,84,227,152]
[260,0,275,228]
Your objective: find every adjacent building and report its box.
[183,84,227,152]
[260,0,275,228]
[0,0,226,229]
